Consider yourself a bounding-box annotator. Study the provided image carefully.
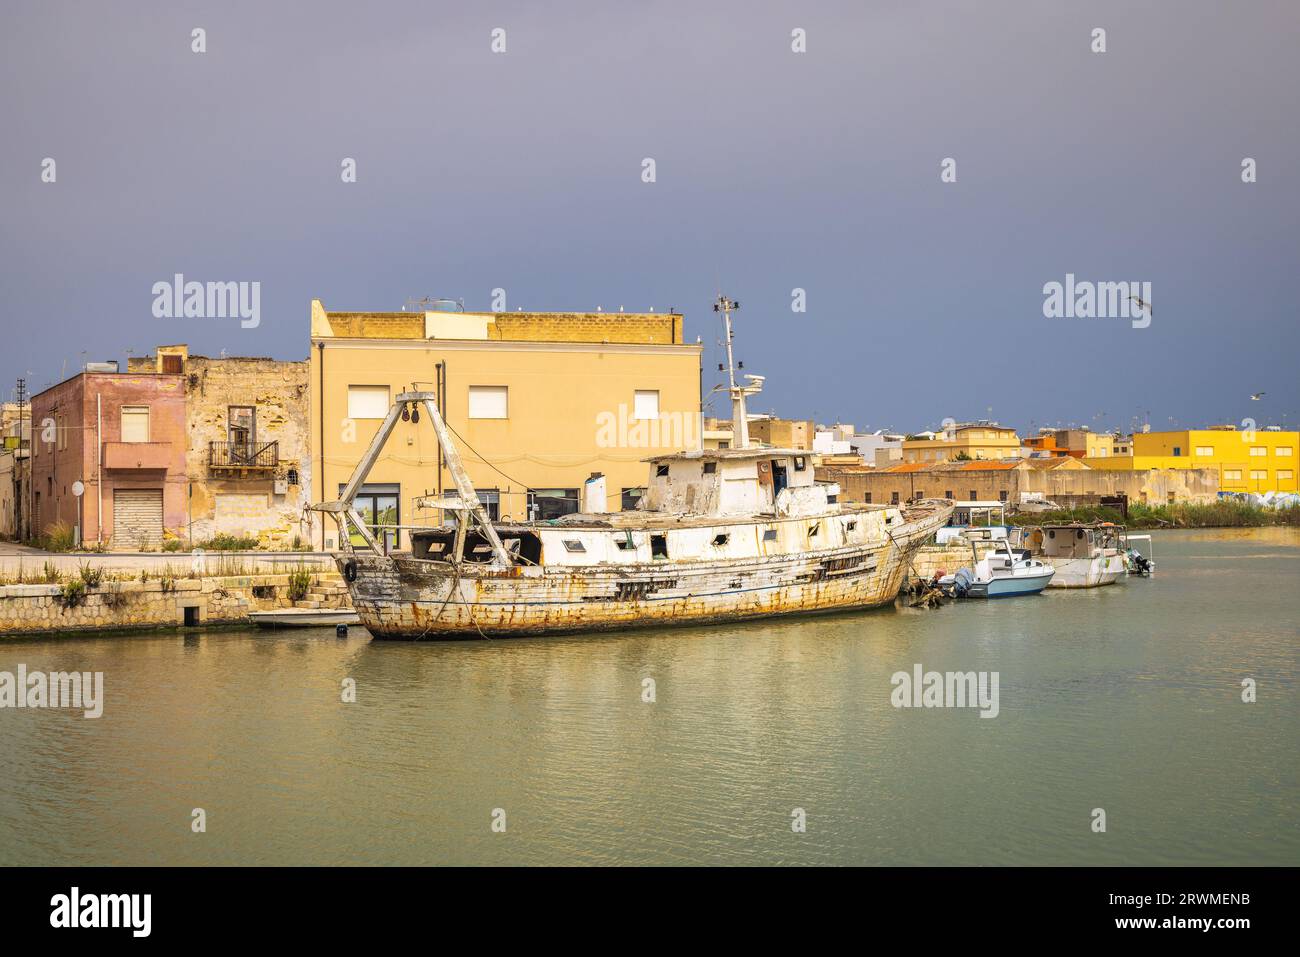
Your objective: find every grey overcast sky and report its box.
[2,0,1296,435]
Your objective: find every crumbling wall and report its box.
[182,356,314,548]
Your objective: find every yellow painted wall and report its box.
[902,427,1020,463]
[310,333,702,548]
[1083,430,1298,493]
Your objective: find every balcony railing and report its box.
[209,440,278,469]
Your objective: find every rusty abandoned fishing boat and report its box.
[311,297,953,639]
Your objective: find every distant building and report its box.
[748,416,814,451]
[902,422,1020,463]
[1084,427,1298,493]
[818,457,1218,508]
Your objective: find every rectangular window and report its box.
[890,492,900,505]
[562,540,586,553]
[1249,446,1267,456]
[1277,447,1294,457]
[793,456,807,472]
[1223,470,1242,480]
[1250,470,1267,480]
[1195,446,1214,456]
[621,488,645,511]
[944,490,953,500]
[474,489,500,521]
[651,534,668,559]
[1276,470,1294,481]
[969,490,977,501]
[703,461,717,475]
[1172,447,1181,456]
[915,490,924,500]
[999,490,1009,502]
[864,493,872,503]
[529,489,577,521]
[468,385,508,419]
[656,464,670,477]
[763,528,778,542]
[347,385,389,420]
[121,406,150,443]
[633,390,659,421]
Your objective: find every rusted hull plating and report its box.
[342,506,951,640]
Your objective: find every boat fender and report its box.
[343,558,358,583]
[336,623,349,638]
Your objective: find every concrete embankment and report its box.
[0,552,352,637]
[909,542,999,583]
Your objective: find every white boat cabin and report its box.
[642,447,833,518]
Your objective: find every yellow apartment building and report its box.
[902,423,1020,463]
[310,300,703,549]
[1083,427,1298,494]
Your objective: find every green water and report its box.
[1,528,1296,866]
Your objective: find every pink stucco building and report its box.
[30,367,187,548]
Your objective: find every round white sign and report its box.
[72,481,85,497]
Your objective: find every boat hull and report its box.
[342,507,950,639]
[967,570,1055,598]
[1043,554,1125,588]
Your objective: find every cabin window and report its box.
[562,540,586,553]
[615,532,635,550]
[793,456,807,472]
[808,522,820,537]
[651,534,668,559]
[846,520,857,531]
[712,533,729,546]
[621,488,645,511]
[1172,446,1182,456]
[703,461,717,474]
[763,529,777,542]
[656,464,670,477]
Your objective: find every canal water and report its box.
[1,528,1296,866]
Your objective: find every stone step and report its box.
[294,599,322,609]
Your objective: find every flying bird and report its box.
[1251,392,1266,401]
[1129,295,1152,315]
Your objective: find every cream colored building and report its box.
[310,300,703,549]
[902,423,1020,463]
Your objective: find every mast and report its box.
[714,295,762,449]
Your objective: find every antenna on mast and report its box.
[713,295,762,449]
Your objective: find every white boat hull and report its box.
[1045,554,1126,588]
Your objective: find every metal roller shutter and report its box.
[113,489,164,550]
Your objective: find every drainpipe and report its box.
[317,341,325,550]
[96,392,102,543]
